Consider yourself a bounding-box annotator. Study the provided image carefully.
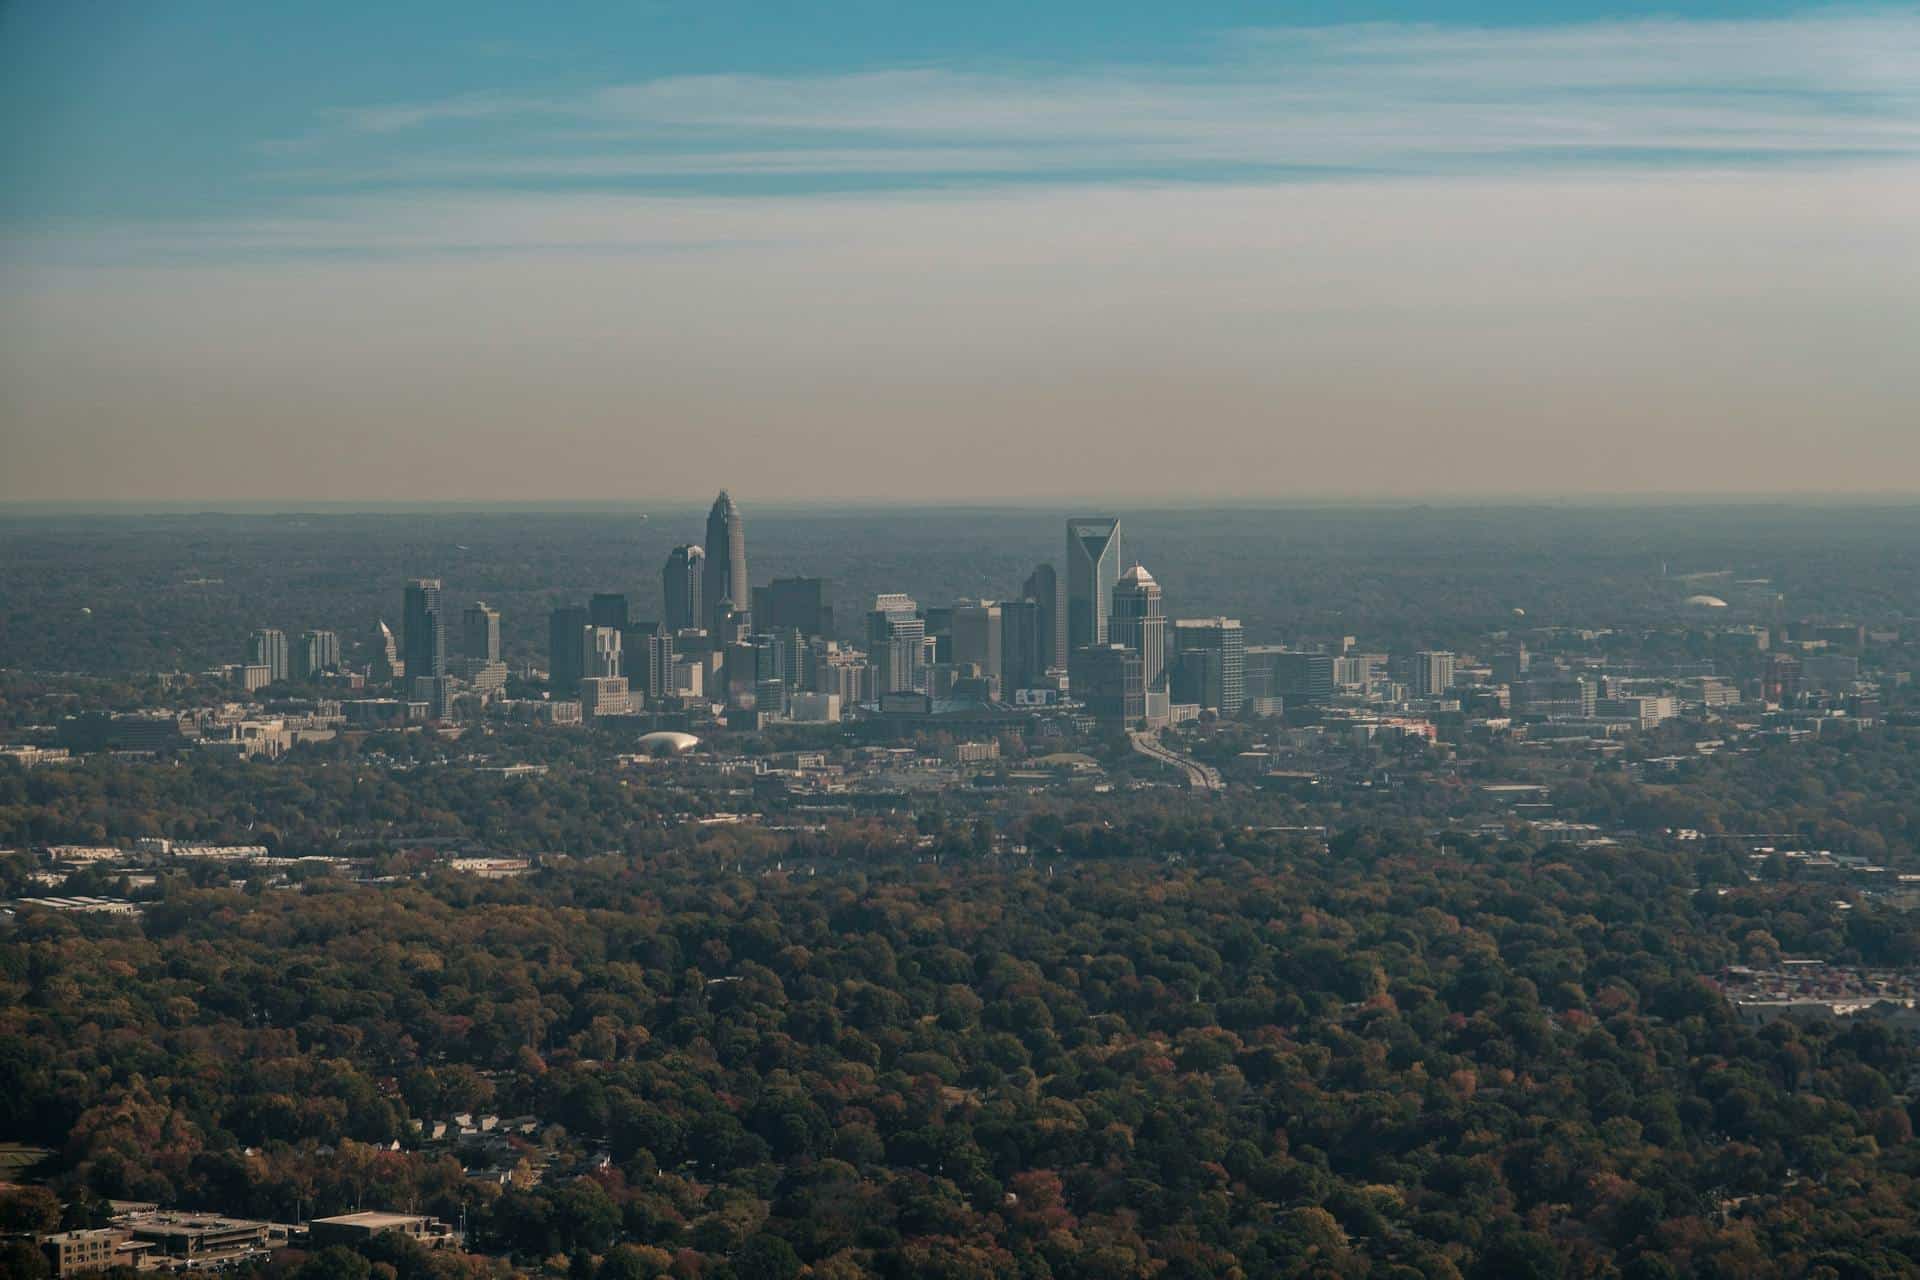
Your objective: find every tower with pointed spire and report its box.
[702,491,748,634]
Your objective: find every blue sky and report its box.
[2,2,1917,501]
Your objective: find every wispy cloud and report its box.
[293,10,1920,191]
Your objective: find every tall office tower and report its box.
[548,604,590,695]
[1023,563,1065,674]
[867,593,927,694]
[371,619,403,685]
[590,592,630,633]
[402,579,446,682]
[662,544,705,632]
[463,603,501,663]
[1172,618,1246,715]
[1077,644,1146,728]
[247,628,290,683]
[763,577,835,637]
[586,626,623,679]
[1066,517,1123,656]
[295,630,340,679]
[1111,565,1167,725]
[1110,565,1166,689]
[951,600,1004,689]
[1412,650,1457,698]
[702,491,748,634]
[999,600,1048,692]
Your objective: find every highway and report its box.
[1129,730,1223,792]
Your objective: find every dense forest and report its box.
[7,813,1920,1278]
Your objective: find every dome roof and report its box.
[636,731,701,755]
[1683,594,1729,609]
[1118,563,1157,586]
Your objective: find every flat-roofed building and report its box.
[309,1211,454,1250]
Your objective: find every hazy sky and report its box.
[3,2,1918,503]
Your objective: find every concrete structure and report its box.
[309,1211,454,1251]
[578,676,633,720]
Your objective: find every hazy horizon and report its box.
[4,2,1918,503]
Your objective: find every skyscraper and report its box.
[702,491,748,634]
[402,579,446,682]
[1023,563,1064,674]
[1412,651,1457,698]
[371,619,402,685]
[1066,517,1123,654]
[463,603,501,663]
[867,593,926,694]
[1172,618,1246,716]
[1111,564,1167,723]
[295,630,340,679]
[548,604,590,696]
[1110,565,1165,686]
[590,593,630,632]
[247,629,289,683]
[951,600,1003,689]
[1077,644,1146,728]
[663,544,705,632]
[763,577,834,638]
[999,599,1048,693]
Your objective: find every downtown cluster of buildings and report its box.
[196,492,1905,750]
[293,494,1276,735]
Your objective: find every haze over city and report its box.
[4,1,1919,503]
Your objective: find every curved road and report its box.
[1129,730,1223,792]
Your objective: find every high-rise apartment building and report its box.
[1172,618,1246,716]
[402,579,446,682]
[294,630,340,679]
[1065,517,1122,655]
[1412,650,1457,699]
[702,491,748,633]
[662,544,705,632]
[247,629,289,684]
